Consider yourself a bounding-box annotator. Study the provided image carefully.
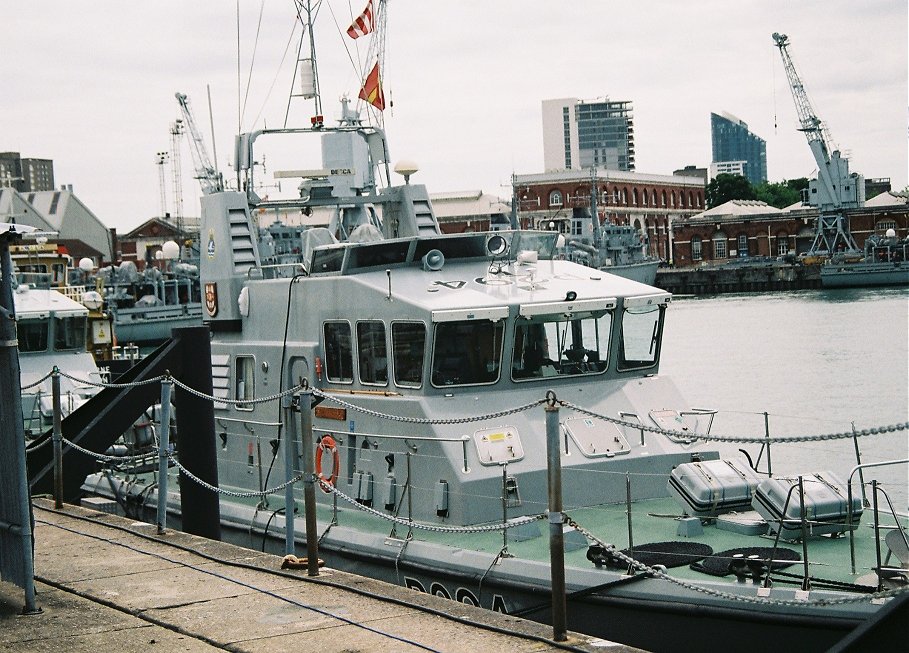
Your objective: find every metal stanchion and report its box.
[282,394,299,555]
[300,388,319,576]
[545,391,567,642]
[51,368,63,509]
[156,381,173,534]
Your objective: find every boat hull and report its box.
[111,303,203,345]
[601,260,660,286]
[820,261,909,288]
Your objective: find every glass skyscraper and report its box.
[710,112,767,186]
[543,98,634,172]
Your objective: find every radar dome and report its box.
[394,160,419,183]
[886,228,896,238]
[78,257,94,272]
[161,240,180,260]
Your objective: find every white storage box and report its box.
[751,471,862,538]
[668,459,762,518]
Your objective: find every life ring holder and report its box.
[315,435,340,492]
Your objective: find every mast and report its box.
[589,167,600,248]
[285,0,322,127]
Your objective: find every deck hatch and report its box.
[564,417,631,458]
[473,426,525,465]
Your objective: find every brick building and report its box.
[669,193,909,266]
[512,168,706,262]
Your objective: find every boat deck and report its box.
[310,494,904,590]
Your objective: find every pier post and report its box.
[545,392,567,642]
[282,393,298,555]
[300,390,319,576]
[172,326,221,541]
[156,381,173,534]
[0,233,37,613]
[52,368,63,509]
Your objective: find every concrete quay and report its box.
[655,263,821,295]
[1,499,644,653]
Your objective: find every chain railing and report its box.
[33,366,908,615]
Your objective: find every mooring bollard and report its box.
[545,391,567,642]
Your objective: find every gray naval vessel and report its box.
[78,7,907,651]
[78,102,909,652]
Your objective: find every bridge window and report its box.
[54,315,87,351]
[17,320,48,352]
[357,321,388,386]
[324,321,353,383]
[392,321,425,388]
[618,304,665,371]
[431,319,504,387]
[512,313,611,381]
[235,355,255,410]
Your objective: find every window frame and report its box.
[323,320,354,384]
[234,354,255,411]
[391,320,426,389]
[356,320,389,387]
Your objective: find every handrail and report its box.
[619,411,643,447]
[847,458,909,573]
[871,483,908,589]
[314,428,472,473]
[216,416,282,428]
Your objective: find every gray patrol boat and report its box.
[80,5,907,652]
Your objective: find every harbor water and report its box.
[660,287,908,510]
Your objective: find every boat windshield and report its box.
[54,315,87,351]
[431,320,504,387]
[618,304,664,370]
[17,320,48,353]
[512,312,611,380]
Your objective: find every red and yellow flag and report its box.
[358,62,385,110]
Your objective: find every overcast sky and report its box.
[2,1,906,232]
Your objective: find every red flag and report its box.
[346,0,374,39]
[358,62,385,110]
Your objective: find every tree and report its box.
[705,173,755,208]
[754,178,809,209]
